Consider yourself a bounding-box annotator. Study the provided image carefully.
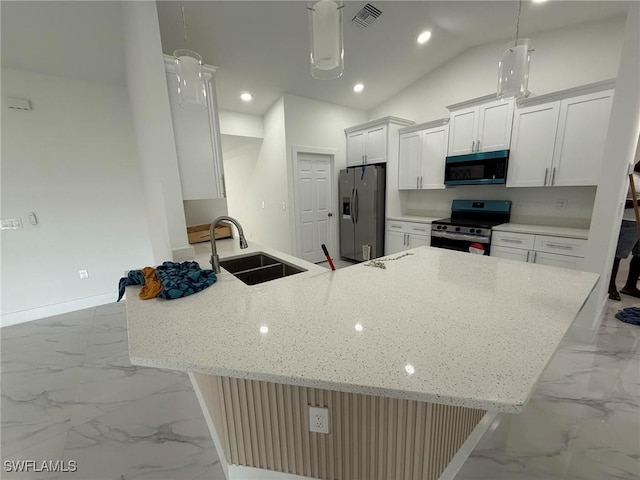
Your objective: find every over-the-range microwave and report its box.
[444,149,509,186]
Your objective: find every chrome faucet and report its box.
[210,216,248,274]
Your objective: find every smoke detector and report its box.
[352,3,382,28]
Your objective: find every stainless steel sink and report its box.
[219,252,306,285]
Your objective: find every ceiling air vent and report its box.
[351,3,382,28]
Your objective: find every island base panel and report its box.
[191,373,486,480]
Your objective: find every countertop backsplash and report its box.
[402,185,595,230]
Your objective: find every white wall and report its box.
[222,98,289,251]
[0,68,153,325]
[574,4,640,338]
[282,94,368,258]
[370,16,625,123]
[122,1,192,262]
[219,110,263,138]
[222,136,263,239]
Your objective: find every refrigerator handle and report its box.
[350,187,355,224]
[354,188,359,223]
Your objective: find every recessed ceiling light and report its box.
[531,0,548,3]
[417,31,432,45]
[240,92,253,102]
[353,83,364,93]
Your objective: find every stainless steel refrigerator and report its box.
[339,164,386,262]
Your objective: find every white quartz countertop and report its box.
[387,215,443,224]
[126,239,597,413]
[493,223,589,239]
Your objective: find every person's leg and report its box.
[621,241,640,297]
[609,257,622,300]
[611,221,637,300]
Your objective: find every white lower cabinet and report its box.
[385,220,430,255]
[491,231,585,270]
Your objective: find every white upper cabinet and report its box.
[398,131,422,189]
[507,102,560,187]
[164,57,225,200]
[398,119,449,190]
[346,130,366,166]
[507,81,614,188]
[553,90,614,186]
[345,117,414,167]
[447,97,514,156]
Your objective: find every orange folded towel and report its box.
[139,266,162,300]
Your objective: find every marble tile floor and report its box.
[1,303,225,480]
[1,298,638,480]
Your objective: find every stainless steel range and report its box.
[431,200,511,255]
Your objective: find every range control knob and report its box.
[455,227,461,232]
[437,225,442,230]
[469,229,475,233]
[442,226,448,230]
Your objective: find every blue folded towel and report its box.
[117,261,216,302]
[614,306,640,326]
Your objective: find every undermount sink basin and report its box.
[219,252,306,285]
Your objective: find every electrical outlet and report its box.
[1,217,22,230]
[556,199,568,210]
[79,269,89,279]
[309,406,329,434]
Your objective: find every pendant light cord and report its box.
[514,0,522,46]
[181,2,190,51]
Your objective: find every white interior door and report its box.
[296,152,334,263]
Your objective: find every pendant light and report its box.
[497,0,532,100]
[308,0,344,80]
[173,2,207,109]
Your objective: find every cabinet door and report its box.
[398,131,422,190]
[552,90,614,187]
[477,99,514,152]
[506,102,560,187]
[490,245,530,262]
[166,72,222,200]
[532,251,584,270]
[408,233,429,249]
[385,230,407,255]
[347,131,366,166]
[365,125,387,164]
[448,107,478,155]
[420,125,448,189]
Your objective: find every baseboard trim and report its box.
[1,292,115,327]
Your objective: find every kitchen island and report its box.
[126,239,598,480]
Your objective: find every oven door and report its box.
[430,230,491,255]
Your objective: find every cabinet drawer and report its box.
[534,235,586,257]
[386,221,409,233]
[491,231,535,250]
[408,223,430,236]
[386,220,431,235]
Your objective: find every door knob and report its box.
[328,212,333,217]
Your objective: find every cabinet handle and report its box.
[412,227,426,232]
[532,251,538,262]
[501,238,524,244]
[417,176,419,189]
[526,251,531,262]
[544,168,549,186]
[551,167,556,186]
[471,140,475,152]
[390,224,402,229]
[476,140,481,152]
[545,243,573,250]
[420,176,423,188]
